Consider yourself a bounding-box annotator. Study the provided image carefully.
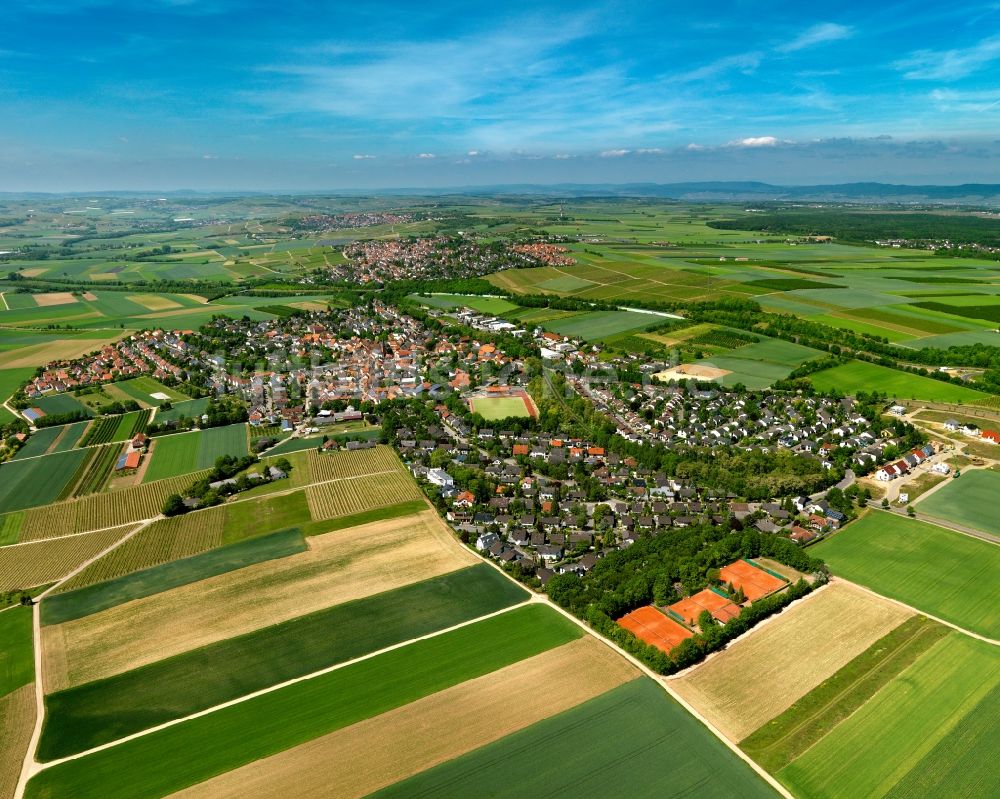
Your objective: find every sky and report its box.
[1,0,1000,190]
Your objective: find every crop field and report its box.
[375,677,777,799]
[0,366,34,422]
[672,582,913,741]
[0,684,36,799]
[71,444,121,497]
[808,360,989,403]
[695,337,823,389]
[814,511,1000,638]
[541,309,663,341]
[39,565,528,758]
[143,424,248,482]
[179,637,639,799]
[0,331,127,370]
[305,472,423,521]
[409,293,521,314]
[43,511,479,689]
[26,605,581,799]
[0,513,22,546]
[916,469,1000,535]
[151,397,210,423]
[11,425,63,459]
[0,448,91,513]
[42,528,308,626]
[79,410,149,446]
[0,525,135,592]
[777,632,999,799]
[110,377,188,407]
[468,395,533,420]
[13,472,208,542]
[302,444,402,483]
[31,393,92,418]
[0,605,34,695]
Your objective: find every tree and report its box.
[162,493,186,517]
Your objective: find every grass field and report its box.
[0,367,34,422]
[696,337,822,389]
[375,677,778,799]
[814,511,1000,638]
[808,360,989,402]
[542,309,662,341]
[672,583,912,741]
[38,565,528,759]
[31,393,92,418]
[916,469,1000,535]
[152,397,210,423]
[40,528,308,626]
[0,606,34,697]
[111,377,188,407]
[777,632,999,798]
[26,605,580,799]
[143,424,248,482]
[409,293,521,314]
[468,395,532,420]
[0,448,91,513]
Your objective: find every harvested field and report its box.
[618,605,692,653]
[719,559,787,601]
[0,525,135,592]
[0,336,126,370]
[43,511,477,689]
[0,684,35,799]
[653,363,730,381]
[127,294,181,311]
[175,637,638,799]
[672,582,913,741]
[305,471,422,521]
[33,292,77,307]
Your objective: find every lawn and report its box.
[109,377,188,407]
[40,528,309,626]
[38,565,528,759]
[808,360,988,402]
[814,511,1000,637]
[374,678,778,799]
[778,633,999,799]
[916,469,1000,536]
[543,310,663,341]
[0,606,34,697]
[26,604,576,799]
[142,424,248,482]
[0,448,91,513]
[469,396,532,420]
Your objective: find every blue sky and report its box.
[1,0,999,190]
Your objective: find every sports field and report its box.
[814,511,1000,638]
[672,583,912,741]
[143,424,249,482]
[469,395,532,420]
[374,678,778,799]
[26,605,581,799]
[915,469,1000,536]
[618,605,692,652]
[808,360,988,402]
[777,632,999,798]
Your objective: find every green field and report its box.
[111,377,188,407]
[543,309,663,341]
[916,470,1000,536]
[0,366,34,423]
[40,528,309,626]
[815,511,1000,637]
[469,396,531,420]
[12,425,64,459]
[0,448,91,513]
[31,393,93,418]
[27,604,576,799]
[151,396,210,423]
[375,678,777,799]
[410,293,521,314]
[0,606,34,696]
[778,633,999,799]
[143,424,248,482]
[808,360,989,402]
[697,337,822,389]
[38,565,528,758]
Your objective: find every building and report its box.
[427,468,455,488]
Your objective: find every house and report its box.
[427,468,454,488]
[931,462,951,475]
[982,430,1000,445]
[943,419,960,432]
[475,532,500,551]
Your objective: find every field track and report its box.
[671,582,912,741]
[42,511,476,690]
[172,638,638,799]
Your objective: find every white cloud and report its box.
[635,147,663,154]
[467,150,480,156]
[553,153,572,159]
[895,34,1000,80]
[352,153,375,160]
[778,23,852,53]
[728,136,782,147]
[201,153,218,159]
[673,52,762,83]
[686,143,706,151]
[417,152,435,158]
[600,148,630,157]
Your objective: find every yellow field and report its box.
[0,525,135,592]
[0,334,126,369]
[0,684,35,799]
[304,445,402,483]
[127,294,181,311]
[174,637,639,799]
[671,582,913,741]
[33,292,77,307]
[305,471,423,521]
[43,511,477,689]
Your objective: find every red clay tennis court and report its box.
[618,605,693,653]
[719,560,787,602]
[667,589,741,627]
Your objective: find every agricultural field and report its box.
[27,605,583,799]
[304,471,423,521]
[0,366,34,423]
[915,469,1000,535]
[142,423,248,482]
[807,360,989,403]
[695,336,823,389]
[29,392,92,419]
[11,424,64,459]
[42,510,479,690]
[0,606,35,799]
[814,511,1000,638]
[775,632,999,799]
[0,448,91,513]
[408,293,521,314]
[109,377,188,407]
[39,565,528,758]
[672,582,913,741]
[0,525,136,591]
[151,396,210,423]
[78,409,149,446]
[542,309,665,341]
